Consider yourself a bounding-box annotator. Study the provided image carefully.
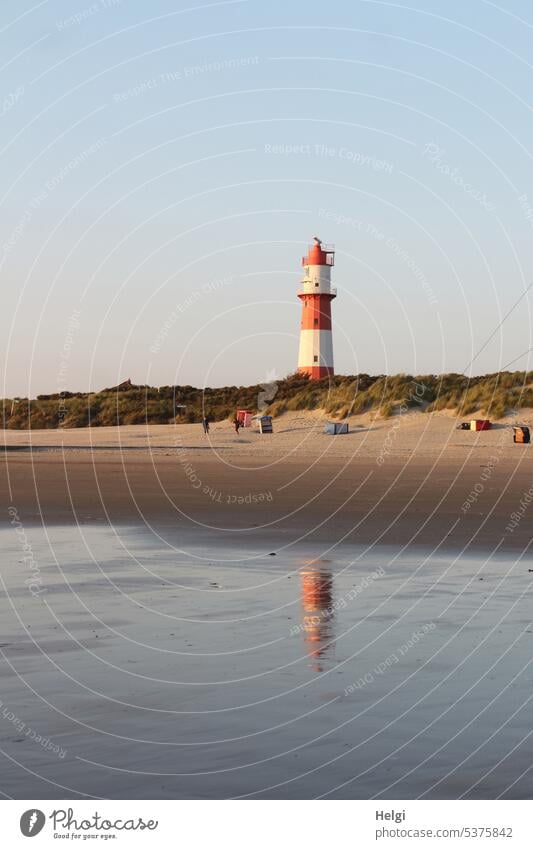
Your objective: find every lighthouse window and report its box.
[315,282,319,287]
[313,319,319,326]
[313,356,318,363]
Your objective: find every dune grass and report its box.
[3,371,532,429]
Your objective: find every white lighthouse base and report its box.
[298,329,334,377]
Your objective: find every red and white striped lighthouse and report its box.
[297,237,336,379]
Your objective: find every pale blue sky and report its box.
[2,0,533,395]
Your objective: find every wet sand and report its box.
[1,411,533,551]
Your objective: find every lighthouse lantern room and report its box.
[297,237,336,379]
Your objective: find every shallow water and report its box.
[0,523,532,799]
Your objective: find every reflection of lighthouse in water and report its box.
[300,565,335,672]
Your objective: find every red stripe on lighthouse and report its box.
[303,366,332,379]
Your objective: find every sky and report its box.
[2,0,533,395]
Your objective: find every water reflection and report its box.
[300,564,335,671]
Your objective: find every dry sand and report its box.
[2,410,533,800]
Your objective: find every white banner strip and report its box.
[2,800,531,847]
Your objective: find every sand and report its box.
[2,411,533,799]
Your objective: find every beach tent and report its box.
[470,420,491,431]
[324,421,349,435]
[513,426,530,444]
[252,415,273,433]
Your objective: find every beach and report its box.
[1,411,533,799]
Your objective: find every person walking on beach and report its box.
[233,416,241,434]
[202,415,210,435]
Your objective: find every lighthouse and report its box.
[297,237,336,379]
